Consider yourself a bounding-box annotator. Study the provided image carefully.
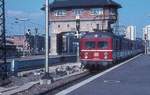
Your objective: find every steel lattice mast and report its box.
[0,0,8,85]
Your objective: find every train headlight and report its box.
[104,52,108,59]
[84,52,88,59]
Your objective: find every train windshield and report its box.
[85,41,96,49]
[98,41,108,49]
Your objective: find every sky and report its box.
[115,0,150,38]
[6,0,46,35]
[6,0,150,38]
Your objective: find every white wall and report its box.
[143,25,150,40]
[125,26,136,40]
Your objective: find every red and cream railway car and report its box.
[79,31,144,70]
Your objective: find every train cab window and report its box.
[98,41,108,49]
[85,41,96,49]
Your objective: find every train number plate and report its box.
[94,52,99,57]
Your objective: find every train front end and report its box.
[80,32,113,70]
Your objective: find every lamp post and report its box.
[15,18,30,57]
[40,0,53,84]
[75,15,80,62]
[45,0,49,74]
[144,33,147,54]
[145,26,150,54]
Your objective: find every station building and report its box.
[47,0,121,55]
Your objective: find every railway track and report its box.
[13,70,92,95]
[13,63,112,95]
[3,54,142,95]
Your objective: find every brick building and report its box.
[11,35,26,51]
[47,0,121,55]
[49,0,121,33]
[1,37,17,58]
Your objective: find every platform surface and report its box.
[58,54,150,95]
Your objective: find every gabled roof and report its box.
[49,0,122,10]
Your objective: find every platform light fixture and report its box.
[75,15,80,62]
[45,0,49,74]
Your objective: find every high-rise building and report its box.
[143,25,150,40]
[125,26,136,40]
[143,25,150,54]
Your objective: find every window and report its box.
[90,8,103,15]
[73,9,84,16]
[96,24,100,30]
[85,41,96,49]
[54,10,66,16]
[67,24,70,28]
[58,25,60,28]
[110,9,116,15]
[98,41,108,49]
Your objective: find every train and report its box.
[57,32,78,55]
[79,31,144,70]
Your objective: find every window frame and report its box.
[85,41,96,49]
[54,10,66,16]
[90,8,103,16]
[73,9,84,16]
[109,8,116,15]
[97,41,108,49]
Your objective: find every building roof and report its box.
[49,0,122,10]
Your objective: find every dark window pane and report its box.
[85,41,95,49]
[58,25,60,28]
[98,41,108,49]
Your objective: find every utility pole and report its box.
[40,0,53,85]
[144,33,147,54]
[45,0,49,74]
[0,0,9,86]
[34,28,38,54]
[145,27,149,54]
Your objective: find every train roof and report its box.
[81,32,115,38]
[80,32,142,43]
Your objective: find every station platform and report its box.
[57,54,150,95]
